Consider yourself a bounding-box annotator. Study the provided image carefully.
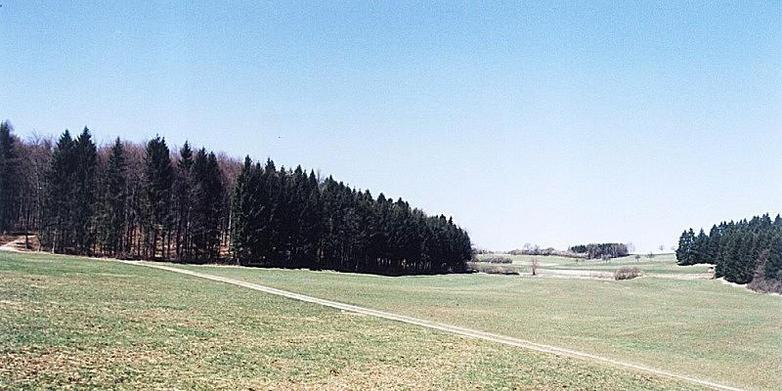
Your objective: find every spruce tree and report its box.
[144,136,173,259]
[707,224,721,264]
[71,128,98,253]
[676,229,695,265]
[43,130,76,252]
[99,138,127,255]
[0,121,19,233]
[230,156,252,263]
[174,142,194,259]
[693,229,709,264]
[765,235,782,281]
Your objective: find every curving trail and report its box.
[120,260,745,391]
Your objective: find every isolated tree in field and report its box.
[0,121,19,233]
[144,136,173,258]
[98,138,128,255]
[530,258,539,276]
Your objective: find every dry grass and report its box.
[614,266,642,280]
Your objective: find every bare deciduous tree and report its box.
[530,258,540,276]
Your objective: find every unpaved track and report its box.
[118,260,744,391]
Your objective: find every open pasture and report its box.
[173,260,782,391]
[477,253,713,276]
[0,251,711,390]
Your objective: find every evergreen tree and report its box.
[98,138,127,255]
[189,149,224,261]
[144,136,173,258]
[71,128,98,253]
[174,142,194,259]
[43,130,76,252]
[706,224,721,264]
[693,229,709,264]
[765,235,782,281]
[676,229,695,265]
[0,121,19,233]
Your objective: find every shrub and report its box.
[614,266,641,280]
[477,256,513,264]
[466,262,519,275]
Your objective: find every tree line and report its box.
[0,121,472,275]
[676,213,782,292]
[567,243,629,259]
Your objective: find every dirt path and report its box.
[120,260,743,391]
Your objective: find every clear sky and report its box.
[1,1,780,252]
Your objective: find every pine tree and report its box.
[706,224,721,264]
[174,142,194,259]
[189,149,224,261]
[99,138,127,255]
[676,229,695,265]
[144,136,173,259]
[71,128,98,253]
[0,121,19,233]
[230,156,253,263]
[693,229,709,264]
[765,235,782,281]
[43,130,76,252]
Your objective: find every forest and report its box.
[676,214,782,293]
[0,121,472,275]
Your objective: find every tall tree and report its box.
[43,130,76,252]
[189,149,224,261]
[98,138,127,255]
[71,128,98,253]
[174,142,194,259]
[144,136,173,259]
[0,121,19,233]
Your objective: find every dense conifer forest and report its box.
[676,214,782,292]
[0,121,472,275]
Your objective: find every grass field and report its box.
[0,251,711,390]
[477,253,713,276]
[171,260,782,391]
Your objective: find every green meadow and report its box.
[172,257,782,391]
[0,251,711,390]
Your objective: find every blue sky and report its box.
[1,1,780,252]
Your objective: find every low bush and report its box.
[614,266,641,280]
[466,262,519,275]
[477,256,513,264]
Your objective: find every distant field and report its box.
[173,260,782,391]
[477,253,713,276]
[0,251,708,390]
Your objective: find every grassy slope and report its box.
[173,262,782,391]
[0,252,707,390]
